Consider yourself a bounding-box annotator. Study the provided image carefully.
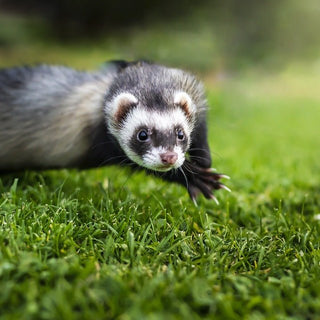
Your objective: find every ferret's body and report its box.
[0,65,119,170]
[0,61,227,201]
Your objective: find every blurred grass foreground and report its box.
[1,1,320,319]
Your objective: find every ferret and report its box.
[0,60,229,203]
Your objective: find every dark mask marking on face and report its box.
[128,126,189,162]
[129,129,151,157]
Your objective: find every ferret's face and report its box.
[108,91,196,172]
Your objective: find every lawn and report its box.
[1,19,320,319]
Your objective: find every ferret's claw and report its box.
[192,197,198,207]
[220,184,231,192]
[219,174,230,180]
[188,185,200,206]
[210,195,220,205]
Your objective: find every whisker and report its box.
[97,155,128,167]
[91,140,119,150]
[179,167,189,190]
[182,162,198,175]
[118,169,137,195]
[189,155,210,161]
[188,147,208,152]
[118,158,133,167]
[182,165,195,175]
[188,148,222,159]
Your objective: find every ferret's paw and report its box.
[184,162,230,203]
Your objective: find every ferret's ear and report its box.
[174,92,196,119]
[110,92,138,124]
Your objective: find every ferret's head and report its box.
[105,63,206,172]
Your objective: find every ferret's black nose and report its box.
[160,152,178,165]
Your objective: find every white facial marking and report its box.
[109,92,138,120]
[174,91,196,114]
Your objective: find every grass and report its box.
[1,66,320,320]
[1,15,320,319]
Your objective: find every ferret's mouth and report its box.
[139,150,184,172]
[154,164,175,172]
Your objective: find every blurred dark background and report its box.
[0,0,319,71]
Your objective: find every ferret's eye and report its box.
[137,129,149,142]
[177,129,185,141]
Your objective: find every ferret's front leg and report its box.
[188,115,212,168]
[156,160,228,203]
[181,161,229,204]
[184,116,230,203]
